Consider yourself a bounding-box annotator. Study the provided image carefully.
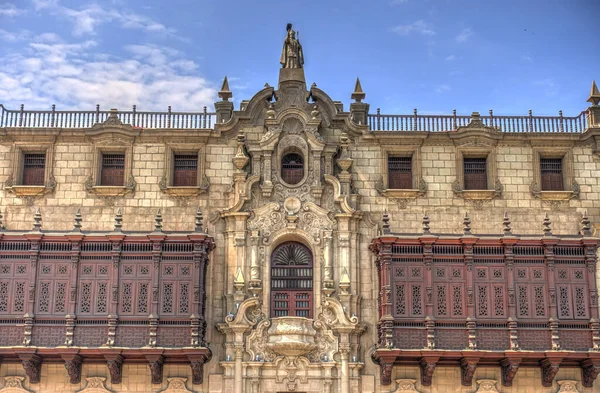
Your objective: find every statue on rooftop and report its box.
[280,23,304,69]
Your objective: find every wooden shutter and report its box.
[540,158,563,191]
[281,153,304,185]
[270,242,313,318]
[173,154,198,186]
[100,154,125,186]
[22,153,46,186]
[388,156,412,189]
[463,158,487,190]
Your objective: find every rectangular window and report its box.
[388,156,412,189]
[463,158,487,190]
[173,154,198,187]
[22,153,46,186]
[100,153,125,186]
[540,158,563,191]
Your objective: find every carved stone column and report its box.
[322,230,334,296]
[248,231,261,296]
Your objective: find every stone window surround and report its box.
[86,142,135,197]
[530,146,578,200]
[379,145,425,198]
[5,141,55,196]
[453,145,501,200]
[160,143,208,196]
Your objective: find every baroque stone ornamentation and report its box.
[159,378,193,393]
[556,380,581,393]
[475,379,500,393]
[0,376,31,393]
[392,379,421,392]
[76,377,111,393]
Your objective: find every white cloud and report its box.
[389,0,409,4]
[455,28,473,43]
[0,3,26,17]
[390,20,435,36]
[533,78,557,97]
[445,54,456,61]
[521,53,534,64]
[435,84,451,93]
[31,0,178,37]
[0,36,217,111]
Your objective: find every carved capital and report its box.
[20,354,42,384]
[105,355,124,384]
[460,357,479,386]
[500,357,521,387]
[63,354,83,384]
[419,357,438,387]
[582,359,600,388]
[540,358,561,388]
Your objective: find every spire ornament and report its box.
[503,212,513,236]
[382,211,391,234]
[154,209,163,232]
[581,211,592,237]
[32,208,42,232]
[351,77,366,102]
[218,76,232,101]
[588,80,600,106]
[543,213,552,236]
[73,209,82,232]
[114,209,123,232]
[463,212,472,235]
[195,208,204,233]
[422,213,431,235]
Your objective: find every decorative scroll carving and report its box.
[147,356,164,385]
[392,379,421,393]
[556,380,581,393]
[419,357,437,387]
[475,379,500,393]
[460,357,478,386]
[21,355,41,384]
[106,355,123,384]
[0,376,32,392]
[159,378,193,392]
[76,377,111,393]
[247,203,285,241]
[540,358,561,387]
[500,358,520,387]
[581,359,600,388]
[64,355,83,384]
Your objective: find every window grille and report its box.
[22,153,45,186]
[463,158,487,190]
[388,156,412,189]
[100,154,125,186]
[173,154,198,186]
[540,158,563,191]
[281,153,304,185]
[270,242,313,318]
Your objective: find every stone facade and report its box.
[1,26,600,393]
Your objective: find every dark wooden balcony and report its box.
[369,213,600,388]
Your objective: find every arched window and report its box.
[281,153,304,185]
[270,242,313,318]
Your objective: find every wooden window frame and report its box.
[86,141,135,197]
[454,146,502,200]
[531,147,577,201]
[160,143,208,197]
[5,142,55,197]
[281,152,304,185]
[379,145,426,199]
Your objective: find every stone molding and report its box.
[0,377,31,393]
[76,377,111,393]
[159,378,193,393]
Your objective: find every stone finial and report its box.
[351,77,366,102]
[73,208,82,232]
[422,213,431,235]
[233,267,245,292]
[218,76,232,101]
[114,208,123,232]
[588,80,600,106]
[581,210,592,237]
[503,211,513,236]
[195,208,203,233]
[543,213,552,236]
[154,209,163,232]
[339,268,351,295]
[32,208,42,232]
[382,211,391,234]
[463,212,472,235]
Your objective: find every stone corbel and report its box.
[530,179,580,201]
[4,174,56,199]
[158,176,209,197]
[105,354,124,384]
[500,357,521,387]
[376,175,428,209]
[187,353,211,384]
[453,177,503,200]
[419,356,439,387]
[147,355,164,385]
[85,174,136,197]
[582,358,600,388]
[62,353,82,384]
[460,356,479,386]
[540,356,563,387]
[19,354,41,384]
[371,353,394,386]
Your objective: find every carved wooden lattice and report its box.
[270,242,313,318]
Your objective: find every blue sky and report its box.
[0,0,598,116]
